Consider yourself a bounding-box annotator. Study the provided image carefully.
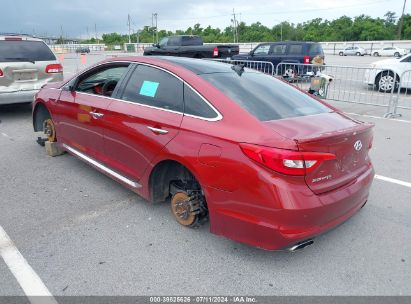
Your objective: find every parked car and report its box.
[372,46,407,57]
[0,35,63,105]
[143,35,239,59]
[364,53,411,92]
[33,56,374,251]
[75,46,90,53]
[232,41,324,76]
[339,46,368,56]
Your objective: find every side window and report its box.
[272,44,286,55]
[401,55,411,63]
[121,65,183,112]
[159,37,168,47]
[183,84,218,119]
[288,44,303,55]
[76,65,129,97]
[168,37,180,46]
[254,45,270,55]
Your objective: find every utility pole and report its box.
[281,22,283,41]
[95,24,99,44]
[86,26,89,40]
[397,0,407,39]
[127,14,131,43]
[154,13,158,44]
[151,14,154,44]
[60,25,64,44]
[232,9,238,43]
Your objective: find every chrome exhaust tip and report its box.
[288,239,314,252]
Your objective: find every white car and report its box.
[372,47,407,57]
[339,46,368,56]
[364,53,411,92]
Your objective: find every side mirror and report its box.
[153,43,160,48]
[249,50,254,56]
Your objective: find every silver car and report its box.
[339,46,368,56]
[0,35,63,105]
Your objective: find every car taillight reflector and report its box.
[240,143,336,176]
[213,47,219,57]
[5,37,22,41]
[0,69,3,77]
[303,56,310,64]
[45,64,63,74]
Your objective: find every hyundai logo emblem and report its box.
[354,140,363,151]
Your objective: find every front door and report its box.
[57,63,130,163]
[103,64,184,181]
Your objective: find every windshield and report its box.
[201,70,331,121]
[0,40,56,62]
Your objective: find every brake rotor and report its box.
[171,192,197,226]
[44,119,56,142]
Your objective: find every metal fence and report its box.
[210,59,275,75]
[210,59,411,117]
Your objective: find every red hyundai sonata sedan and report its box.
[33,56,374,251]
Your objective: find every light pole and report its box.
[397,0,407,39]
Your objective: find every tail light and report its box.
[5,37,22,41]
[240,143,336,176]
[213,47,219,57]
[0,69,3,77]
[303,56,310,64]
[45,64,63,74]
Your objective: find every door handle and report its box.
[147,126,169,135]
[89,111,104,119]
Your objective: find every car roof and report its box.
[265,41,319,44]
[147,56,237,75]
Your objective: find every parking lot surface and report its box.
[0,53,410,297]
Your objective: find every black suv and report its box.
[232,41,324,75]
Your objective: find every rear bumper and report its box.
[208,165,374,250]
[0,89,38,105]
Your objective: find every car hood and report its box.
[372,57,401,66]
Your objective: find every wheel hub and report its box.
[171,192,200,226]
[379,76,394,91]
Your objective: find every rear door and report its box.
[0,39,62,93]
[103,64,184,181]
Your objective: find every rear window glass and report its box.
[309,44,324,56]
[288,44,303,55]
[200,71,331,121]
[0,40,56,62]
[182,36,202,46]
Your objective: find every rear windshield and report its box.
[0,40,56,62]
[309,43,324,56]
[200,71,331,121]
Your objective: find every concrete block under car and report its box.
[45,141,65,157]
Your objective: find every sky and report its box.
[0,0,408,38]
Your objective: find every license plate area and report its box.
[13,71,37,82]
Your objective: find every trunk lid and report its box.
[0,61,61,92]
[264,112,373,194]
